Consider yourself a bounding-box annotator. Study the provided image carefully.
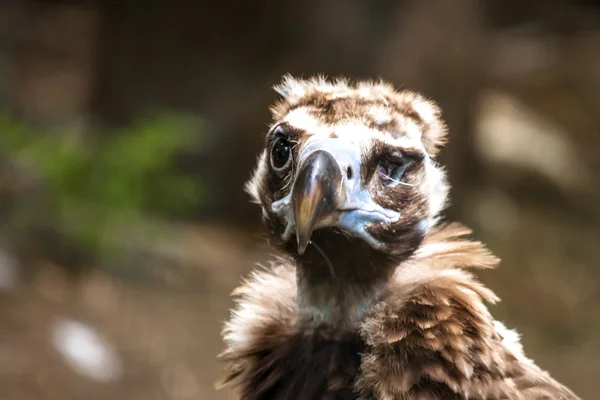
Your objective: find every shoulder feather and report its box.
[357,223,580,399]
[217,258,296,390]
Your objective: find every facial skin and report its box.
[246,76,449,328]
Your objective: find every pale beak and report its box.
[292,150,344,254]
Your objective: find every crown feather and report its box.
[270,74,448,157]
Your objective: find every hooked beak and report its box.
[292,150,345,254]
[288,140,400,255]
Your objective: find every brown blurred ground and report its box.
[0,1,599,399]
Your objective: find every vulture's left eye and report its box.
[378,153,415,186]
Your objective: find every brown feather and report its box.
[219,224,581,399]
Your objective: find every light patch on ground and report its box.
[52,318,123,383]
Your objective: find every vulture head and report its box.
[246,75,449,328]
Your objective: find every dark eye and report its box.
[377,153,415,186]
[270,126,292,172]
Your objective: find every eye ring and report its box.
[269,126,292,172]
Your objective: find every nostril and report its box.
[346,166,353,180]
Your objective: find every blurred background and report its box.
[0,0,598,399]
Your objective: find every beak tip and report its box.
[292,149,344,257]
[296,235,309,255]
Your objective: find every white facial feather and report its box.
[279,107,448,226]
[282,107,426,154]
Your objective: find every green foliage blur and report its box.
[0,113,203,259]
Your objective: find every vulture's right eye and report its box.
[271,138,292,171]
[270,136,292,172]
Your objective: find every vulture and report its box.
[218,75,581,400]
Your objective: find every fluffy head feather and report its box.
[270,75,447,158]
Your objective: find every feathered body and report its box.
[218,76,581,399]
